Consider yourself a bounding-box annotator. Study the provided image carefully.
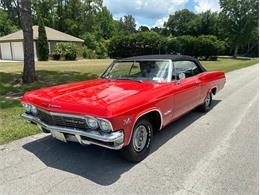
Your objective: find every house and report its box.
[0,26,84,61]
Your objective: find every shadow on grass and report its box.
[0,70,98,109]
[23,100,220,186]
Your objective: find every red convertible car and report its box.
[21,55,225,162]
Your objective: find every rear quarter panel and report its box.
[199,71,226,102]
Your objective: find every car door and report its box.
[171,60,203,119]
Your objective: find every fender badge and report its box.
[123,118,131,125]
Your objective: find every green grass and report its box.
[0,59,112,144]
[201,57,258,72]
[0,57,258,144]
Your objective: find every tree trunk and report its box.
[233,43,239,58]
[20,0,35,83]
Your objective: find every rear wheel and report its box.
[120,118,153,163]
[199,91,212,112]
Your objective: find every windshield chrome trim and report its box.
[100,59,173,83]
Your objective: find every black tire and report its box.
[199,91,212,112]
[120,117,153,163]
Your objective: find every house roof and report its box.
[0,26,84,43]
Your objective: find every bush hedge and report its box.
[53,42,78,60]
[108,32,225,59]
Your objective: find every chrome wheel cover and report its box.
[133,125,148,152]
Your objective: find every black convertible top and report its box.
[117,54,207,72]
[119,54,195,61]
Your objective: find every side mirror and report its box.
[178,72,186,80]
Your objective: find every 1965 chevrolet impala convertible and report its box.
[21,55,225,162]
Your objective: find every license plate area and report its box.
[51,131,67,142]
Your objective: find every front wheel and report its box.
[120,118,153,163]
[199,91,212,112]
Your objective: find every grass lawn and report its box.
[0,57,258,144]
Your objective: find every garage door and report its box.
[11,42,24,60]
[0,43,12,60]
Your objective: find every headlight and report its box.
[86,117,98,129]
[22,103,31,113]
[31,105,38,115]
[98,119,112,132]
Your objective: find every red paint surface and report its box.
[21,71,225,145]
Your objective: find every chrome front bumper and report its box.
[21,113,124,150]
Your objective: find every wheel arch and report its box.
[127,109,163,145]
[211,86,217,95]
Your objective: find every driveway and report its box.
[0,65,258,194]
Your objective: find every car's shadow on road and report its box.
[23,100,221,186]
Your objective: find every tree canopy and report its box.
[165,9,196,36]
[118,15,137,33]
[0,0,258,59]
[219,0,259,57]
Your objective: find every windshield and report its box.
[101,60,170,82]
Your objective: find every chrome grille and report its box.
[37,109,87,130]
[37,109,53,125]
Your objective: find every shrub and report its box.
[108,33,225,59]
[196,35,225,59]
[83,47,97,59]
[53,43,78,60]
[81,32,98,50]
[108,32,165,58]
[37,17,49,61]
[64,45,77,60]
[166,38,177,54]
[95,40,108,58]
[52,54,60,60]
[175,35,198,56]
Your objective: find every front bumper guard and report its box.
[21,113,124,150]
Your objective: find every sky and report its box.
[103,0,220,28]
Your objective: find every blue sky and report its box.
[103,0,220,28]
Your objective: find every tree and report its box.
[118,15,136,33]
[57,0,82,37]
[138,26,149,32]
[20,0,35,83]
[80,0,103,34]
[150,27,161,33]
[37,16,49,61]
[0,10,18,36]
[165,9,197,36]
[32,0,57,28]
[95,6,115,39]
[190,11,219,36]
[219,0,258,57]
[0,0,21,27]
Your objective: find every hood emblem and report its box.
[43,103,61,108]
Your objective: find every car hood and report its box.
[22,79,168,117]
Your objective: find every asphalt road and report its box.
[0,64,258,195]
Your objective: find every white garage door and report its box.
[34,41,38,61]
[0,43,12,60]
[11,42,24,60]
